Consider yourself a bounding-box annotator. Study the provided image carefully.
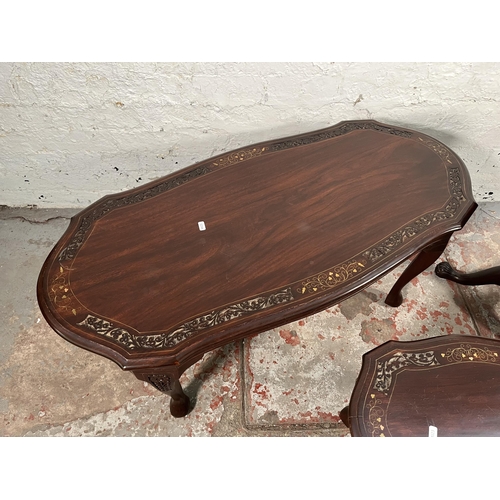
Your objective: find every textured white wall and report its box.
[1,62,499,207]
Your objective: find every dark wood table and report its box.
[341,334,500,437]
[37,120,476,417]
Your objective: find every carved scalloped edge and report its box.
[271,122,412,151]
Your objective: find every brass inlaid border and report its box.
[298,260,366,294]
[49,266,81,317]
[367,394,386,437]
[212,146,268,167]
[442,344,499,363]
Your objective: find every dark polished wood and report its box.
[37,120,477,417]
[436,262,500,286]
[385,234,453,306]
[134,370,191,418]
[343,335,500,437]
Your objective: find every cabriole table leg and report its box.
[134,370,191,418]
[385,234,453,307]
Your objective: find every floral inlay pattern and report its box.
[367,394,386,437]
[298,260,366,295]
[49,266,81,316]
[443,344,499,363]
[212,147,268,168]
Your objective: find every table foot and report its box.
[339,406,350,428]
[385,234,452,307]
[134,371,191,418]
[170,391,191,418]
[436,262,500,286]
[384,290,404,308]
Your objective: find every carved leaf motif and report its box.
[418,137,453,164]
[76,287,295,351]
[373,351,440,394]
[147,374,172,393]
[272,122,412,151]
[77,315,137,349]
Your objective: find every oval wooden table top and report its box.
[344,335,500,437]
[37,120,476,371]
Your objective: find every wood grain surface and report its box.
[346,335,500,437]
[37,120,477,371]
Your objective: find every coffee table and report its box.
[340,335,500,437]
[37,120,477,417]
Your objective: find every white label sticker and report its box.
[198,221,206,231]
[428,425,438,437]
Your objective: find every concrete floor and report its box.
[1,202,500,437]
